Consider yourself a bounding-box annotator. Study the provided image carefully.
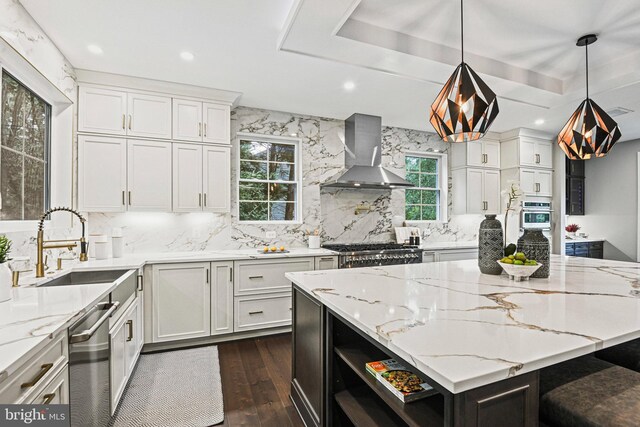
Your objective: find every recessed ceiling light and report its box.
[535,119,545,125]
[180,51,194,61]
[87,44,103,55]
[343,81,355,91]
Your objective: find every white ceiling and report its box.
[18,0,640,141]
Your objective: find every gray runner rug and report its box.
[109,345,224,427]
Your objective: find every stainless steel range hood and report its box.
[321,113,414,189]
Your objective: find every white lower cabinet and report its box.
[315,255,339,270]
[28,366,69,405]
[423,248,479,262]
[110,297,143,413]
[211,261,234,336]
[234,293,292,332]
[151,263,211,343]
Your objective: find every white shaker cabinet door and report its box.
[78,86,127,136]
[127,92,172,139]
[203,103,230,144]
[78,135,127,212]
[151,263,211,343]
[172,143,203,212]
[483,170,501,215]
[172,99,202,142]
[211,261,234,336]
[536,170,553,197]
[127,140,172,212]
[519,139,537,167]
[520,169,537,195]
[466,169,484,214]
[536,142,553,169]
[466,142,484,167]
[110,318,127,413]
[203,145,231,213]
[483,140,501,169]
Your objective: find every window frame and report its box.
[404,151,448,224]
[236,132,302,224]
[0,69,52,221]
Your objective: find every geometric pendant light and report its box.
[429,0,499,143]
[557,34,621,160]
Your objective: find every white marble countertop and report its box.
[1,247,336,380]
[286,255,640,393]
[420,241,478,251]
[565,237,606,243]
[0,281,117,382]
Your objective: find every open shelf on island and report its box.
[335,386,405,427]
[334,345,445,427]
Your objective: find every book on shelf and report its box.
[365,359,437,403]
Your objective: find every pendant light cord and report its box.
[585,43,589,99]
[460,0,464,63]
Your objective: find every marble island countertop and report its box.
[286,255,640,393]
[565,237,606,243]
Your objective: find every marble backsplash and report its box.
[3,106,483,259]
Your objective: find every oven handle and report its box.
[69,302,119,344]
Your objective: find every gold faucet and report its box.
[36,207,88,278]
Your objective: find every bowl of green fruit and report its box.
[497,252,542,281]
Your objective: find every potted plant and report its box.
[0,235,12,303]
[566,224,580,239]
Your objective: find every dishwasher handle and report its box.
[70,302,119,344]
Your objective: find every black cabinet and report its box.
[566,158,585,215]
[565,240,603,259]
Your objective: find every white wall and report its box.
[567,138,640,261]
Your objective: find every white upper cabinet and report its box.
[78,87,127,135]
[452,168,501,215]
[451,137,501,169]
[127,140,172,212]
[203,145,231,213]
[173,98,230,144]
[203,103,230,144]
[79,86,171,139]
[500,131,553,170]
[78,135,127,212]
[520,168,552,197]
[127,93,172,139]
[172,143,203,212]
[172,99,203,142]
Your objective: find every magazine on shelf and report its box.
[365,358,437,403]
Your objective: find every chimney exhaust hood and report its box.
[321,113,414,189]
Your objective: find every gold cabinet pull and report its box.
[248,311,264,315]
[128,191,132,205]
[204,123,207,137]
[126,320,133,342]
[21,363,53,389]
[203,193,207,207]
[122,190,125,206]
[206,269,210,284]
[248,275,263,279]
[198,122,202,137]
[42,393,56,404]
[122,114,126,130]
[128,115,132,130]
[229,267,233,282]
[199,193,202,207]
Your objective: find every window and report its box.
[0,71,51,220]
[238,136,300,222]
[405,154,446,221]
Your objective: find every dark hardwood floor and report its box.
[217,333,304,427]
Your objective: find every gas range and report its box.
[322,243,422,269]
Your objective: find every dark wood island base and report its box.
[290,287,540,427]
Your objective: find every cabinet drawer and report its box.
[27,366,69,405]
[235,258,314,296]
[234,293,292,331]
[0,331,68,404]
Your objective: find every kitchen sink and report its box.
[38,270,130,287]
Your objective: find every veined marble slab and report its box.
[0,282,115,381]
[286,255,640,393]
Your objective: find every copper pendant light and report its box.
[429,0,499,143]
[557,34,621,159]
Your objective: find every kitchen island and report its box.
[286,255,640,426]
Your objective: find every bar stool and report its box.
[539,355,640,426]
[596,339,640,372]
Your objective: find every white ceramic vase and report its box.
[0,262,12,303]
